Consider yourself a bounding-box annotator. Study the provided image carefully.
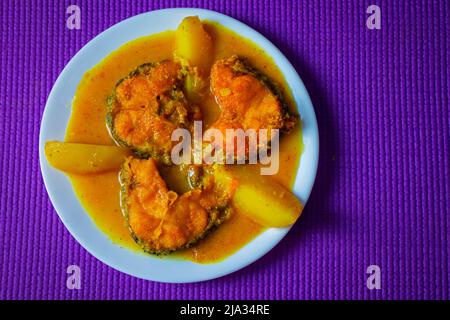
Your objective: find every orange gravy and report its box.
[65,23,303,263]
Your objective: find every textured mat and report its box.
[0,0,448,300]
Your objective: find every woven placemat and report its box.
[0,0,448,299]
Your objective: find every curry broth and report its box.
[65,23,303,263]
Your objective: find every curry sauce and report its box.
[65,22,303,263]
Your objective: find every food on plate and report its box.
[45,141,131,174]
[174,16,213,103]
[213,165,303,227]
[45,15,304,262]
[120,157,232,254]
[209,55,297,158]
[106,60,200,164]
[175,16,214,75]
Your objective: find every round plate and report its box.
[39,8,319,283]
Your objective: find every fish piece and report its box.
[107,60,197,164]
[120,157,232,254]
[210,55,297,158]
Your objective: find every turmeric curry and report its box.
[45,16,304,263]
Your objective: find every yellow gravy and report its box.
[64,22,303,263]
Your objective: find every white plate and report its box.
[39,8,319,283]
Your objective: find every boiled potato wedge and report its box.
[175,16,214,74]
[213,165,303,227]
[45,141,131,174]
[182,71,208,103]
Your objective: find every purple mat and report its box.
[0,0,448,300]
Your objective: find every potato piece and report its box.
[214,165,303,227]
[183,72,208,103]
[45,141,131,174]
[175,16,214,74]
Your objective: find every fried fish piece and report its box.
[119,157,232,254]
[210,55,297,158]
[107,60,199,164]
